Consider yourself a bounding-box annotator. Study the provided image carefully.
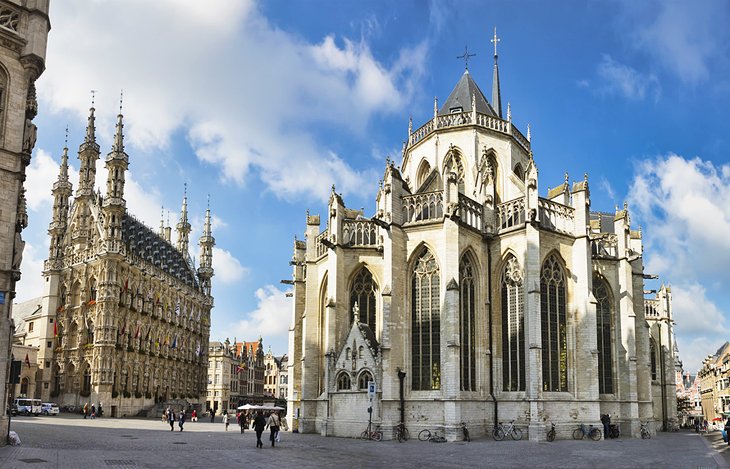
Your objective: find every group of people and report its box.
[252,410,285,448]
[162,407,190,432]
[82,402,102,419]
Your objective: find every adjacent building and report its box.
[287,32,676,441]
[264,348,288,400]
[0,0,50,442]
[206,338,267,414]
[698,342,730,423]
[38,106,214,417]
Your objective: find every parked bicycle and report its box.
[395,423,410,442]
[360,424,383,441]
[493,421,523,441]
[546,422,556,442]
[418,428,447,442]
[460,422,470,442]
[607,424,620,439]
[640,422,651,439]
[573,423,601,441]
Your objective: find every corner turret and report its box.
[176,184,191,254]
[197,198,215,296]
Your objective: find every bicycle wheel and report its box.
[572,428,585,440]
[373,431,383,442]
[493,427,505,441]
[401,427,410,441]
[418,429,432,441]
[547,429,555,442]
[641,429,651,439]
[360,430,370,440]
[589,428,601,441]
[463,427,470,442]
[511,427,523,440]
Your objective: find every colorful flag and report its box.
[124,279,128,292]
[175,301,180,315]
[88,299,96,306]
[121,322,126,335]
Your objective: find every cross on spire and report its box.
[90,89,96,107]
[491,27,501,57]
[457,45,476,70]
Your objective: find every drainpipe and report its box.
[397,368,406,426]
[487,243,497,428]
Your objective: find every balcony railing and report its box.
[538,198,574,235]
[409,111,530,153]
[496,197,525,231]
[403,190,443,225]
[645,299,660,318]
[314,228,329,258]
[343,220,379,247]
[591,234,618,258]
[457,193,483,232]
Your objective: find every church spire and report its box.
[48,143,73,261]
[197,196,215,296]
[76,93,101,199]
[176,183,191,254]
[103,91,129,214]
[491,27,502,118]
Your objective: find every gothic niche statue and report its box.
[22,82,38,157]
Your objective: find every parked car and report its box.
[41,402,59,416]
[14,398,41,415]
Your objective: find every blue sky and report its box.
[17,0,730,373]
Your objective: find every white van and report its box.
[14,398,41,415]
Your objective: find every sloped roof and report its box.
[121,214,198,288]
[12,297,43,334]
[439,71,496,116]
[357,322,379,356]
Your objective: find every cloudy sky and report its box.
[18,0,730,373]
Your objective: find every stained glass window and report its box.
[502,255,525,391]
[459,255,476,391]
[412,249,441,390]
[541,256,567,392]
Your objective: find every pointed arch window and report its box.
[650,338,657,381]
[541,255,567,392]
[336,372,351,391]
[82,366,92,394]
[412,249,441,390]
[459,255,476,391]
[416,160,432,190]
[502,255,525,391]
[444,153,465,193]
[350,267,377,332]
[358,371,373,390]
[594,276,614,394]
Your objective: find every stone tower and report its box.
[0,0,50,444]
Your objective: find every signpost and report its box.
[366,381,376,437]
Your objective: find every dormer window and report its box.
[450,107,463,114]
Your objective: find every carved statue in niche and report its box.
[22,82,38,157]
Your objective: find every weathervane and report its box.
[491,27,500,57]
[457,45,476,70]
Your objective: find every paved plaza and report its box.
[0,414,728,468]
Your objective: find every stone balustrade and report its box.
[315,228,329,258]
[457,193,483,232]
[402,190,444,225]
[538,198,574,234]
[343,219,379,247]
[591,234,618,258]
[496,197,525,231]
[645,299,660,318]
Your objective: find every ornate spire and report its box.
[77,92,101,198]
[176,183,191,254]
[491,27,502,118]
[112,91,124,153]
[198,195,215,296]
[84,91,97,145]
[159,206,165,235]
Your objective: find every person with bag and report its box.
[267,411,281,447]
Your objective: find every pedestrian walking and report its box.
[83,402,89,419]
[168,408,176,431]
[179,410,186,432]
[191,409,197,422]
[253,411,266,448]
[210,409,215,423]
[223,412,230,431]
[267,411,281,447]
[162,408,168,423]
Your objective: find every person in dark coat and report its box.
[724,419,730,446]
[179,410,186,432]
[253,411,267,448]
[238,411,247,434]
[600,414,610,438]
[168,408,176,431]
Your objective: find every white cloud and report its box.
[628,153,730,371]
[16,242,47,303]
[25,149,61,211]
[595,54,660,101]
[39,0,426,203]
[211,247,247,285]
[598,177,616,203]
[230,285,291,341]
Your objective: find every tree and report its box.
[677,395,692,415]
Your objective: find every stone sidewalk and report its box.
[0,414,727,468]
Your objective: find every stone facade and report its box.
[0,0,50,444]
[698,342,730,423]
[38,106,214,418]
[287,38,676,441]
[264,349,288,399]
[206,338,267,414]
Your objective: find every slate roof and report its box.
[357,322,379,356]
[589,212,616,234]
[12,297,43,335]
[121,214,199,288]
[439,70,496,116]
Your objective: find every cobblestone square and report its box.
[0,415,728,468]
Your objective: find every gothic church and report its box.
[287,32,677,440]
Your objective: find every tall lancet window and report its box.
[593,276,614,394]
[502,255,525,391]
[350,267,377,332]
[541,255,567,392]
[412,249,441,390]
[459,255,476,391]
